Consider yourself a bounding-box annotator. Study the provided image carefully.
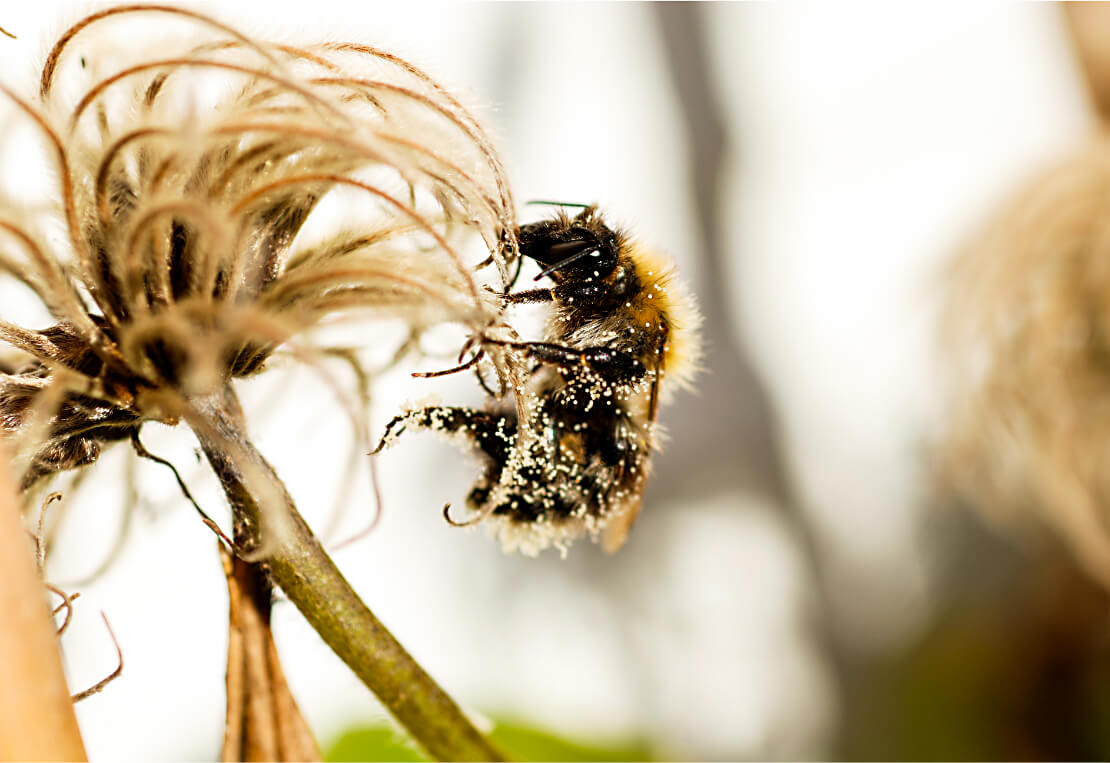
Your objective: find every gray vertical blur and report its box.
[651,0,845,714]
[650,5,787,502]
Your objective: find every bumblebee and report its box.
[375,205,700,554]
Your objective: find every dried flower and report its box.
[0,5,517,493]
[943,135,1110,587]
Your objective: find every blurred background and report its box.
[2,2,1109,760]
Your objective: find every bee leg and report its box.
[493,341,644,381]
[503,288,554,305]
[372,406,515,462]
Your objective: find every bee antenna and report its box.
[526,200,591,209]
[535,244,599,281]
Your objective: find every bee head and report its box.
[518,206,621,285]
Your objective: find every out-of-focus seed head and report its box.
[943,136,1110,587]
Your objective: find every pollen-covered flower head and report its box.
[0,5,518,488]
[944,135,1110,588]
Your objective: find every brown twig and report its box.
[46,584,80,636]
[71,612,123,702]
[189,386,504,762]
[32,491,63,568]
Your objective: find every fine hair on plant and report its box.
[0,4,701,759]
[0,5,520,759]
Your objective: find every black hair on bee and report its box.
[375,205,701,555]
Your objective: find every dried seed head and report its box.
[0,6,518,488]
[943,135,1110,587]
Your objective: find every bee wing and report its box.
[602,495,643,553]
[602,333,670,553]
[647,330,668,423]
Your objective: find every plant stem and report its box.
[0,444,88,761]
[188,386,503,762]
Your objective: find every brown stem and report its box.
[0,444,87,761]
[221,547,320,761]
[189,386,503,762]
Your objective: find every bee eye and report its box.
[524,233,618,283]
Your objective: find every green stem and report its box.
[189,386,504,762]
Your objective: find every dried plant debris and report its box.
[221,548,320,762]
[29,490,119,701]
[70,612,123,703]
[944,136,1110,588]
[0,5,700,557]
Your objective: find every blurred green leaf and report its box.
[487,719,651,762]
[326,726,425,762]
[326,717,652,762]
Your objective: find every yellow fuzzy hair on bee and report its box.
[619,241,703,397]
